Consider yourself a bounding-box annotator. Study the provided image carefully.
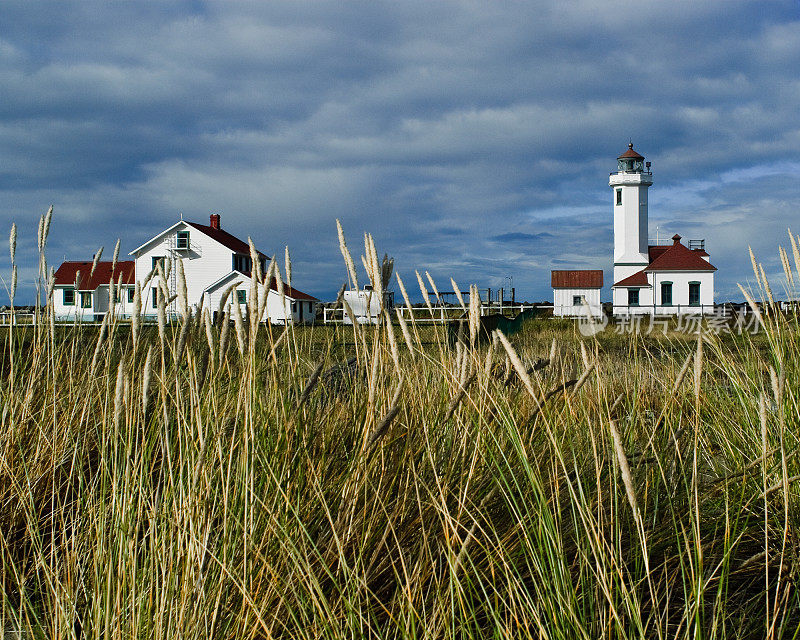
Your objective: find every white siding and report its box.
[134,222,235,318]
[53,284,137,321]
[613,271,715,316]
[552,288,603,317]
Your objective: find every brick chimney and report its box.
[210,214,221,230]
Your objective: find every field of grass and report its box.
[1,226,799,638]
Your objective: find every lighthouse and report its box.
[610,143,652,285]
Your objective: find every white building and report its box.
[54,214,318,323]
[610,144,716,315]
[551,270,603,317]
[53,261,136,321]
[341,286,394,324]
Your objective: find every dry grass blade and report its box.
[444,371,477,422]
[671,350,693,395]
[610,419,640,518]
[693,332,703,404]
[367,378,404,453]
[297,360,325,409]
[738,284,765,332]
[494,329,539,406]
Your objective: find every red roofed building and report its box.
[608,144,716,315]
[53,260,136,320]
[127,214,318,324]
[549,143,718,320]
[551,270,603,317]
[54,214,319,324]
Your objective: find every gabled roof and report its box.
[129,218,268,260]
[185,221,268,259]
[612,269,650,288]
[618,143,644,160]
[645,235,716,272]
[54,261,135,290]
[204,270,318,301]
[551,270,603,289]
[128,220,186,256]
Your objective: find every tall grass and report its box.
[1,220,799,638]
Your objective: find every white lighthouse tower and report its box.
[610,143,652,285]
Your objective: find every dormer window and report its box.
[176,230,190,250]
[232,254,252,273]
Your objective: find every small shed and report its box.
[551,270,603,317]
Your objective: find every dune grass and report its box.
[1,223,799,638]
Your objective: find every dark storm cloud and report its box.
[1,0,800,302]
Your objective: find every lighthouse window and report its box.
[616,189,622,206]
[628,289,639,306]
[689,282,700,306]
[661,282,673,306]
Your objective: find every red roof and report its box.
[618,143,644,160]
[54,261,135,290]
[186,221,268,259]
[551,270,603,289]
[648,245,669,261]
[265,276,318,301]
[645,236,716,272]
[613,269,650,288]
[238,273,318,301]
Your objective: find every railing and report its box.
[323,304,538,325]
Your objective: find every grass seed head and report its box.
[9,222,16,264]
[90,246,103,278]
[450,277,466,311]
[111,238,120,271]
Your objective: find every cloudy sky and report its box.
[2,0,800,303]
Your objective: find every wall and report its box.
[613,271,715,315]
[552,288,602,317]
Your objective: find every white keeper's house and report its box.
[552,144,717,317]
[53,214,318,323]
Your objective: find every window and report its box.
[176,230,189,249]
[628,288,639,306]
[127,287,135,303]
[152,288,159,309]
[152,256,166,271]
[572,295,584,306]
[232,254,252,273]
[112,287,121,304]
[661,282,673,306]
[689,282,700,306]
[63,288,75,306]
[236,290,246,305]
[80,292,92,308]
[616,189,622,206]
